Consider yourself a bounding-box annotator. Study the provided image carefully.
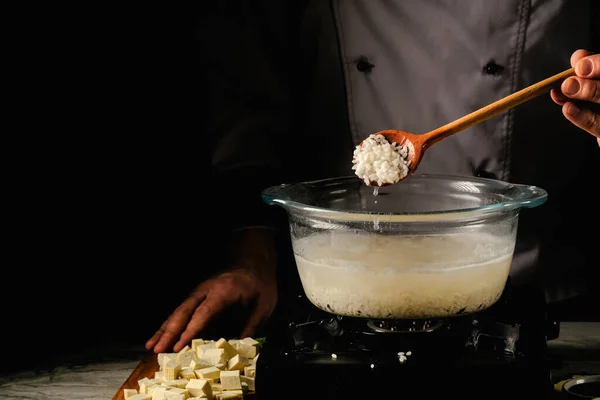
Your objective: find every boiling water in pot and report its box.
[293,231,514,319]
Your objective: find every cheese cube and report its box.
[215,338,238,361]
[150,387,168,400]
[220,370,242,390]
[197,342,216,354]
[243,365,255,378]
[185,378,213,398]
[211,383,222,393]
[128,395,152,400]
[240,375,255,391]
[164,360,182,381]
[180,367,197,380]
[178,345,191,353]
[190,358,212,371]
[123,389,138,399]
[147,385,165,395]
[215,390,243,400]
[227,354,247,372]
[196,366,221,380]
[162,378,189,389]
[163,391,187,400]
[203,348,227,365]
[191,339,205,353]
[241,337,259,346]
[158,353,178,369]
[138,378,161,394]
[166,387,188,395]
[152,386,169,400]
[177,349,197,368]
[154,370,165,380]
[235,342,257,359]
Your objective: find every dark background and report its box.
[3,5,213,373]
[3,3,598,375]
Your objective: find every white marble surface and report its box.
[0,345,146,400]
[0,322,598,400]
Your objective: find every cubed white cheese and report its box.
[240,375,255,391]
[163,360,182,381]
[180,367,197,380]
[138,378,161,394]
[227,354,247,371]
[162,378,189,389]
[243,365,255,378]
[177,349,198,368]
[196,366,221,380]
[191,338,205,352]
[185,378,213,398]
[220,370,242,390]
[158,353,178,369]
[215,390,243,400]
[234,342,257,359]
[150,386,168,400]
[178,345,191,353]
[163,391,187,400]
[241,337,259,346]
[215,338,238,361]
[127,394,152,400]
[123,388,138,399]
[190,358,212,371]
[203,348,227,365]
[165,387,188,395]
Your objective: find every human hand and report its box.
[551,50,600,146]
[145,230,278,353]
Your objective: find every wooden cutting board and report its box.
[112,352,159,400]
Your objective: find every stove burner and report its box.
[366,319,445,333]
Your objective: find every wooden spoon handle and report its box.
[424,67,575,146]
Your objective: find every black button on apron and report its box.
[356,56,375,73]
[482,60,505,76]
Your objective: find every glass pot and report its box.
[262,174,547,320]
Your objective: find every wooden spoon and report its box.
[363,67,575,185]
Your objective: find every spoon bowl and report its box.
[358,67,575,186]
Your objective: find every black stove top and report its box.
[256,281,554,399]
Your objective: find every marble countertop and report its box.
[1,322,598,400]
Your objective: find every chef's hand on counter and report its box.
[551,49,600,146]
[145,228,278,353]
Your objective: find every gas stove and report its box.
[255,280,554,399]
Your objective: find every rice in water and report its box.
[293,231,513,319]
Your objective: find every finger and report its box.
[550,88,568,105]
[575,54,599,80]
[561,77,600,104]
[173,294,234,351]
[145,319,170,351]
[570,49,595,69]
[152,294,207,353]
[240,299,271,339]
[562,101,600,138]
